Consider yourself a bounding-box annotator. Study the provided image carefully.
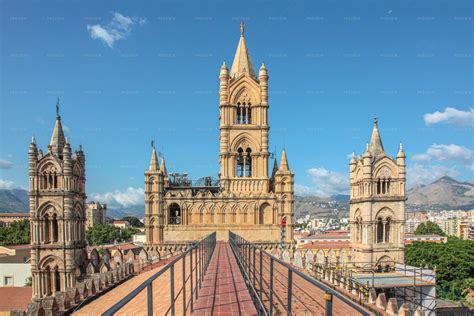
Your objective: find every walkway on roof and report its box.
[192,242,257,315]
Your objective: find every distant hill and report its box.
[0,189,29,213]
[407,176,474,210]
[1,176,472,216]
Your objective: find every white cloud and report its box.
[407,163,459,188]
[413,144,472,164]
[0,159,13,169]
[87,12,146,48]
[0,179,26,190]
[424,107,474,126]
[296,167,349,197]
[90,187,144,208]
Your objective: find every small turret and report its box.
[349,152,357,171]
[160,157,167,175]
[278,149,290,172]
[258,62,269,106]
[148,146,159,171]
[397,143,406,159]
[271,158,279,178]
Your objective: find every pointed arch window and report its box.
[376,217,384,243]
[236,148,244,177]
[52,214,58,242]
[236,102,251,124]
[245,148,252,177]
[385,217,391,243]
[169,203,181,225]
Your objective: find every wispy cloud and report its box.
[0,179,26,190]
[413,144,472,164]
[407,163,459,188]
[296,167,348,197]
[0,159,14,169]
[87,12,147,48]
[90,187,144,208]
[424,107,474,126]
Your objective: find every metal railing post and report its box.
[195,244,199,300]
[147,283,153,316]
[190,248,193,312]
[182,255,186,315]
[259,250,263,303]
[170,264,175,316]
[269,257,274,316]
[253,246,256,288]
[325,292,333,316]
[287,269,292,315]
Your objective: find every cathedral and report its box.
[144,24,295,244]
[28,104,88,301]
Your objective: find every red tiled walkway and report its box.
[192,243,257,316]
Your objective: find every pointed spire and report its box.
[49,98,66,157]
[229,22,256,79]
[160,157,167,175]
[271,158,279,177]
[397,142,406,158]
[350,152,356,164]
[279,149,289,172]
[148,145,159,171]
[368,116,385,158]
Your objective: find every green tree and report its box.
[121,216,144,227]
[405,237,474,303]
[86,224,140,246]
[414,221,445,236]
[0,219,30,246]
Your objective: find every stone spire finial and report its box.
[49,101,66,158]
[229,23,256,78]
[368,116,385,159]
[279,149,289,172]
[397,142,406,158]
[148,144,159,171]
[160,157,167,175]
[240,21,244,36]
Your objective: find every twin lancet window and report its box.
[376,217,391,243]
[236,102,251,124]
[235,147,252,177]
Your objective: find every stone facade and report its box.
[349,118,407,267]
[28,106,88,301]
[144,24,294,244]
[85,201,107,229]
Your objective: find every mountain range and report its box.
[0,176,472,216]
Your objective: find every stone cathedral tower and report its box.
[349,118,406,268]
[144,24,294,244]
[29,103,87,301]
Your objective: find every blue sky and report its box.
[1,0,472,207]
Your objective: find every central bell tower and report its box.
[219,23,270,194]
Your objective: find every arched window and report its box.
[245,148,252,177]
[376,179,381,194]
[44,214,50,244]
[54,266,61,292]
[45,266,52,296]
[236,102,251,124]
[52,214,58,242]
[385,217,391,243]
[169,203,181,224]
[376,217,384,243]
[236,148,244,177]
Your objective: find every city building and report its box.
[132,231,146,243]
[0,245,31,287]
[0,213,30,227]
[349,118,406,267]
[28,105,88,301]
[112,220,130,229]
[85,201,107,229]
[144,23,294,245]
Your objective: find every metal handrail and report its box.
[229,232,370,316]
[102,232,216,316]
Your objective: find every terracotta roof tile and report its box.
[0,287,31,312]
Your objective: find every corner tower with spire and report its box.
[349,117,406,268]
[29,100,87,301]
